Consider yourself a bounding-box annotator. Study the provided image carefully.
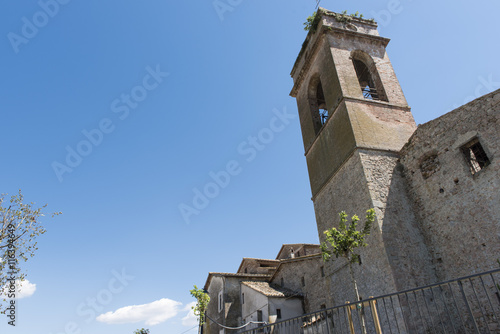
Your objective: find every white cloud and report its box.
[17,280,36,298]
[96,298,182,326]
[182,302,198,327]
[1,280,37,299]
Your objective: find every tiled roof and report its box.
[237,258,280,273]
[241,258,280,263]
[270,254,322,281]
[275,243,321,260]
[241,281,302,298]
[208,272,271,277]
[204,272,271,290]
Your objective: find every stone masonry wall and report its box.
[312,149,398,306]
[238,259,277,275]
[400,90,500,281]
[359,150,436,290]
[224,277,244,327]
[205,276,223,334]
[270,255,327,313]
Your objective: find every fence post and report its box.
[346,301,356,334]
[458,280,480,333]
[369,297,382,334]
[323,310,331,334]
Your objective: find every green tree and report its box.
[133,329,150,334]
[321,208,375,334]
[190,285,210,331]
[303,12,318,31]
[0,190,61,309]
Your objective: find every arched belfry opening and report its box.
[308,75,329,135]
[351,51,388,102]
[316,81,328,125]
[353,59,378,99]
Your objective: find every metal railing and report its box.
[361,86,380,100]
[237,268,500,334]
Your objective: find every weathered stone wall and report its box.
[270,255,328,313]
[301,244,321,257]
[240,287,303,326]
[294,37,348,156]
[269,297,303,322]
[204,274,270,333]
[400,90,500,280]
[362,150,437,288]
[241,284,269,329]
[312,149,398,306]
[238,259,277,275]
[276,244,304,259]
[224,277,243,327]
[276,244,321,260]
[205,276,223,334]
[304,100,357,197]
[325,34,407,107]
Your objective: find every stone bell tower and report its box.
[290,9,436,305]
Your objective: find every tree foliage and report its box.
[0,190,61,306]
[321,209,375,334]
[304,10,375,32]
[321,209,375,265]
[190,285,210,326]
[133,329,150,334]
[303,12,318,31]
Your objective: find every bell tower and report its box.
[290,9,435,304]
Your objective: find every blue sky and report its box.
[0,0,499,333]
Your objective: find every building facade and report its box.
[203,244,326,333]
[202,8,499,333]
[290,8,500,307]
[240,281,303,331]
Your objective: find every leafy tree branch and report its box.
[190,285,210,327]
[0,190,61,309]
[133,329,149,334]
[321,209,375,334]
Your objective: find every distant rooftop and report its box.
[204,272,271,290]
[276,243,320,260]
[241,281,302,298]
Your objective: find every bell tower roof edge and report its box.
[290,9,387,97]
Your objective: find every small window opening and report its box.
[462,138,490,175]
[320,304,326,309]
[276,309,282,319]
[301,276,305,287]
[320,266,325,277]
[257,310,263,322]
[316,81,329,125]
[244,268,247,273]
[242,293,245,304]
[353,59,380,100]
[281,277,284,287]
[218,290,223,312]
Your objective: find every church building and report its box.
[290,7,499,306]
[201,7,500,333]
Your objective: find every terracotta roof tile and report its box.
[241,281,302,298]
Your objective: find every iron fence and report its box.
[237,268,500,334]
